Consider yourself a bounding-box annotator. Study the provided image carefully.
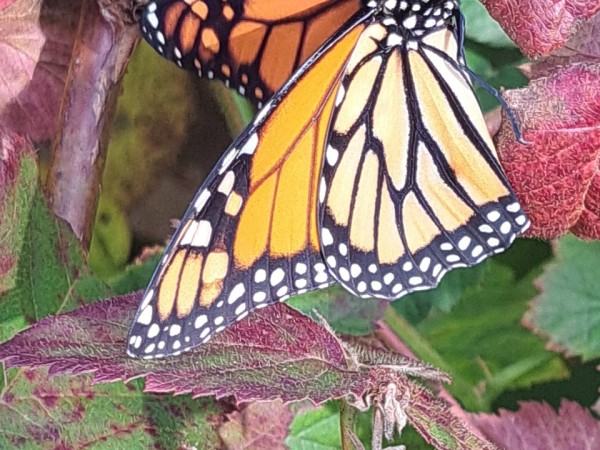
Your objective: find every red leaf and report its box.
[1,293,503,448]
[527,13,600,79]
[481,0,600,58]
[0,0,80,141]
[0,293,375,403]
[498,63,600,240]
[219,400,293,450]
[470,401,600,450]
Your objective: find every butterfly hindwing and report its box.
[127,16,368,358]
[319,25,530,299]
[140,0,361,104]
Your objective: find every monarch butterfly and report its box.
[139,0,362,104]
[128,0,530,359]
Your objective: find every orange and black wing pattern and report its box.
[129,0,530,359]
[128,12,372,358]
[319,7,530,299]
[140,0,361,104]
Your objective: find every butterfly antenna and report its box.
[453,10,529,145]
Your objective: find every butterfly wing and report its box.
[319,24,530,299]
[140,0,361,104]
[127,13,371,358]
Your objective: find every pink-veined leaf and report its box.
[481,0,600,58]
[499,63,600,240]
[470,400,600,450]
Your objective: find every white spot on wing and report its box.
[409,276,422,286]
[147,323,160,338]
[218,152,236,175]
[315,272,328,283]
[254,269,267,283]
[146,12,159,28]
[386,33,403,47]
[276,286,289,297]
[141,289,154,309]
[322,228,334,246]
[240,133,259,155]
[253,291,266,303]
[270,268,285,286]
[194,315,208,329]
[335,84,346,106]
[403,15,417,29]
[217,171,235,195]
[191,220,212,248]
[194,188,211,212]
[471,245,484,258]
[319,178,327,203]
[479,224,494,233]
[487,210,501,222]
[228,283,245,304]
[507,202,520,212]
[488,237,500,247]
[339,267,350,281]
[500,221,512,234]
[180,220,200,246]
[295,278,307,288]
[326,145,339,166]
[137,306,153,325]
[458,236,471,251]
[446,254,460,263]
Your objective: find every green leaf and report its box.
[0,154,37,291]
[0,370,221,450]
[287,285,387,335]
[395,262,487,323]
[415,262,568,410]
[287,403,342,450]
[89,196,132,279]
[106,253,161,294]
[462,0,515,48]
[525,235,600,361]
[0,189,92,344]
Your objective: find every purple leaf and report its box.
[470,400,600,449]
[0,293,371,403]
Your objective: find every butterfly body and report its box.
[128,0,529,359]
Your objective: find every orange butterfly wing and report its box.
[141,0,361,104]
[130,1,531,359]
[127,16,369,358]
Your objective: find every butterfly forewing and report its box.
[127,17,368,358]
[140,0,361,104]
